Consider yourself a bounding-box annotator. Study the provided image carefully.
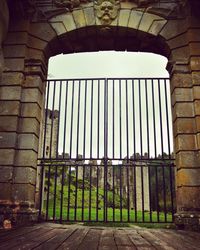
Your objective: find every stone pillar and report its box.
[0,0,9,80]
[170,58,200,230]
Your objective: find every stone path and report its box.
[0,223,200,249]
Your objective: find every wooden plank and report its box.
[125,229,155,249]
[138,229,175,250]
[157,229,200,250]
[34,228,77,250]
[58,228,89,250]
[9,228,61,250]
[114,229,135,248]
[78,228,102,250]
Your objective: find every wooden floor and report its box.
[0,223,200,250]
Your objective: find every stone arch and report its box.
[1,0,200,229]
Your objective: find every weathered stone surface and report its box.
[173,118,196,135]
[118,9,131,27]
[1,72,24,86]
[171,87,193,106]
[21,103,42,122]
[176,151,200,169]
[0,116,18,132]
[15,150,38,167]
[50,14,76,32]
[18,118,40,136]
[177,168,200,187]
[173,103,194,119]
[0,149,15,165]
[4,58,24,71]
[139,13,163,33]
[73,9,86,28]
[84,7,95,26]
[190,56,200,71]
[13,167,36,185]
[175,134,196,151]
[0,86,21,100]
[0,167,13,182]
[148,19,167,36]
[128,10,143,30]
[0,132,17,148]
[3,45,26,58]
[0,101,20,115]
[21,88,43,108]
[17,134,39,152]
[12,184,35,203]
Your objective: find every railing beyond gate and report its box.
[38,78,176,223]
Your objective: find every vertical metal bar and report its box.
[170,164,175,221]
[119,80,122,159]
[134,163,137,222]
[125,80,129,159]
[63,81,68,158]
[141,165,145,222]
[138,79,143,159]
[162,164,167,222]
[155,166,160,222]
[148,165,152,222]
[83,81,88,158]
[127,163,130,222]
[74,164,78,221]
[67,166,72,221]
[56,81,62,158]
[42,81,50,158]
[82,165,85,221]
[158,80,164,158]
[132,80,136,158]
[60,165,64,223]
[46,165,51,221]
[96,165,99,221]
[89,164,92,221]
[151,80,157,158]
[76,80,81,158]
[69,81,75,158]
[145,79,150,158]
[113,80,115,158]
[120,164,122,222]
[90,80,94,159]
[53,165,58,220]
[97,80,100,159]
[39,164,44,218]
[49,81,56,159]
[113,165,115,222]
[164,80,171,158]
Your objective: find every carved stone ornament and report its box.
[53,0,91,11]
[94,0,120,25]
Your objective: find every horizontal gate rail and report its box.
[38,77,176,223]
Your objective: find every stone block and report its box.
[0,166,13,182]
[0,132,17,148]
[0,149,15,165]
[173,118,196,135]
[17,134,39,152]
[27,36,48,51]
[175,134,196,152]
[0,101,20,116]
[167,33,187,50]
[128,10,143,30]
[176,151,200,169]
[171,88,193,106]
[118,9,131,27]
[12,183,35,203]
[176,186,200,213]
[24,75,45,93]
[195,116,200,131]
[171,46,190,62]
[15,150,38,167]
[160,19,188,40]
[192,72,200,85]
[0,116,18,132]
[29,23,56,43]
[51,14,76,32]
[148,19,167,36]
[4,58,24,72]
[21,88,43,108]
[170,73,192,89]
[193,86,200,100]
[3,45,26,58]
[139,13,162,33]
[1,72,24,86]
[8,20,29,32]
[0,183,12,200]
[13,167,36,185]
[0,86,21,100]
[18,118,40,137]
[177,168,200,187]
[51,22,66,36]
[21,103,42,122]
[194,100,200,115]
[4,32,28,45]
[173,102,194,120]
[73,9,86,28]
[84,7,95,26]
[189,42,200,56]
[190,57,200,71]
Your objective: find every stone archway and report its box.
[0,0,200,229]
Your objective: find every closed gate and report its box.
[38,78,175,223]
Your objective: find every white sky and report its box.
[48,51,169,79]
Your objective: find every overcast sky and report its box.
[48,51,169,79]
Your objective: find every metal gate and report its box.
[38,78,175,223]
